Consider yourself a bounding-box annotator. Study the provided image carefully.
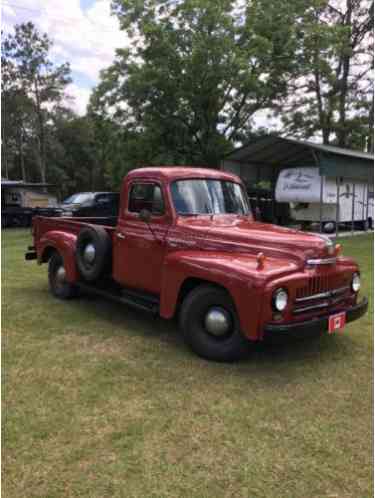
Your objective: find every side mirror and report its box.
[139,208,151,223]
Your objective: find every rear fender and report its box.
[38,231,78,283]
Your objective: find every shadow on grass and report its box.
[36,284,359,372]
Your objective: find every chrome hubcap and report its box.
[56,266,66,285]
[204,307,232,337]
[83,243,96,264]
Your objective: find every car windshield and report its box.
[62,193,93,205]
[171,179,250,215]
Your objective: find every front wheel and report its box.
[179,285,250,362]
[48,252,78,299]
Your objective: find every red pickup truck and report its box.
[26,167,368,361]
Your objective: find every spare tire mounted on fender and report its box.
[76,225,112,281]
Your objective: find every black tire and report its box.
[48,252,77,299]
[360,219,369,231]
[323,221,336,234]
[76,225,112,282]
[179,284,250,362]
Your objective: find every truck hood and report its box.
[176,215,333,264]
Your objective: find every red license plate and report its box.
[328,312,346,334]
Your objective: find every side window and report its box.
[128,183,165,215]
[95,194,111,205]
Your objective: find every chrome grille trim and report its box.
[306,257,336,266]
[295,285,350,303]
[293,302,330,314]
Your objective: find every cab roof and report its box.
[126,167,241,183]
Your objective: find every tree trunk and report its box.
[19,128,26,181]
[34,79,47,184]
[314,49,331,144]
[368,96,374,153]
[336,0,353,147]
[2,138,9,179]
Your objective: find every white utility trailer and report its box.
[275,167,373,233]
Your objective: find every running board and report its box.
[77,282,160,314]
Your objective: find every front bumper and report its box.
[264,297,368,336]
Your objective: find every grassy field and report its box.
[2,229,373,498]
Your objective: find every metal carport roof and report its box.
[223,135,374,181]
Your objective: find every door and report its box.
[113,182,168,294]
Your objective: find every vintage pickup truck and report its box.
[25,167,368,361]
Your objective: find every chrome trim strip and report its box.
[296,291,331,302]
[295,285,350,303]
[306,257,337,265]
[293,302,330,314]
[331,285,350,296]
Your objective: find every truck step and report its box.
[77,281,159,314]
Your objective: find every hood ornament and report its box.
[256,252,266,270]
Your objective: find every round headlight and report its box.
[273,288,288,311]
[352,273,361,292]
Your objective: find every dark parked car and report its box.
[61,192,120,218]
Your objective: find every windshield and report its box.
[171,179,250,215]
[62,193,94,205]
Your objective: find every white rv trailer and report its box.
[275,167,373,233]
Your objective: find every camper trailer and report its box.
[1,180,60,228]
[275,167,373,233]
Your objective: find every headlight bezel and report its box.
[272,288,289,312]
[351,272,361,293]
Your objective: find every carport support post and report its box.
[351,183,355,235]
[362,182,366,227]
[365,182,369,230]
[335,178,340,239]
[319,175,324,233]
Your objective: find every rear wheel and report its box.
[179,285,250,362]
[48,252,77,299]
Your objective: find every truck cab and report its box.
[27,167,368,361]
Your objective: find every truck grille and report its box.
[293,275,351,315]
[296,275,348,300]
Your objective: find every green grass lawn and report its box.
[2,229,373,498]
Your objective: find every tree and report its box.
[92,0,301,167]
[2,22,72,182]
[1,34,34,180]
[47,111,97,198]
[279,0,374,149]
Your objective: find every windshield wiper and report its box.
[178,212,202,217]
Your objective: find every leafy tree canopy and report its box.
[93,0,302,167]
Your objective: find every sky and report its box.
[1,0,129,114]
[1,0,277,129]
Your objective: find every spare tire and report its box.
[76,225,112,282]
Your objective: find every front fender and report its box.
[38,230,78,283]
[160,250,298,340]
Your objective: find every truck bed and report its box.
[33,215,117,243]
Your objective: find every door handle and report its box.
[116,233,126,240]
